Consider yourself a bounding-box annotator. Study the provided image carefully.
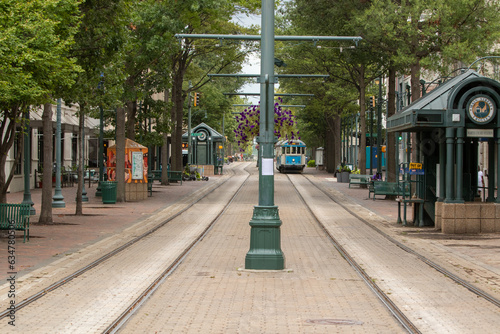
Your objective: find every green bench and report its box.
[370,181,410,200]
[151,170,162,181]
[348,174,372,188]
[147,175,154,196]
[0,203,31,242]
[167,171,183,185]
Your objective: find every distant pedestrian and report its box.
[478,166,484,198]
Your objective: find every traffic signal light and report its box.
[194,92,200,106]
[369,96,375,107]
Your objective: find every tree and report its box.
[277,0,378,173]
[0,0,81,203]
[357,0,500,180]
[168,0,260,172]
[64,0,130,207]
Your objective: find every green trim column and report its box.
[455,127,464,203]
[488,138,495,202]
[444,127,455,203]
[438,138,446,202]
[245,0,285,270]
[496,128,500,203]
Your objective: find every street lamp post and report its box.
[81,117,88,202]
[96,106,104,196]
[377,77,383,174]
[245,0,285,270]
[52,99,65,207]
[21,108,35,215]
[369,106,373,175]
[188,81,193,165]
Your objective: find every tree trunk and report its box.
[116,106,126,202]
[325,114,335,173]
[325,113,341,173]
[386,68,397,183]
[0,106,24,202]
[171,72,185,172]
[126,100,137,140]
[39,103,54,224]
[75,103,84,215]
[410,61,421,165]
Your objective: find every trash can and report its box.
[101,181,117,204]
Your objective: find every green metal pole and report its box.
[444,127,455,202]
[245,0,285,270]
[81,117,88,202]
[52,99,65,207]
[21,108,35,215]
[96,105,104,196]
[438,139,446,202]
[496,128,500,203]
[377,78,383,174]
[369,107,373,175]
[488,138,495,202]
[188,81,192,165]
[455,127,464,203]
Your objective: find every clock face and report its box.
[467,96,496,125]
[198,131,207,141]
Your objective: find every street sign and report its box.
[191,133,202,137]
[409,162,422,169]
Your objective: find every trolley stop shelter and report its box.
[182,123,225,175]
[107,138,148,201]
[387,70,500,234]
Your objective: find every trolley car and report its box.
[275,139,306,173]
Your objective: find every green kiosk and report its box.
[387,70,500,234]
[182,123,225,175]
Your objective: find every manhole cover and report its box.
[305,319,363,326]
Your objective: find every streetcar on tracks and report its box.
[275,139,306,173]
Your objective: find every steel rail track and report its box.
[287,174,421,334]
[0,166,244,320]
[104,169,251,334]
[301,174,500,310]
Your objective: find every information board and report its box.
[132,151,144,180]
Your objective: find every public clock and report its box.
[467,95,496,125]
[198,131,207,141]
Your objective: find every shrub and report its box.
[307,159,316,167]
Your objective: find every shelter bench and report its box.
[371,181,410,200]
[348,174,372,188]
[0,203,31,242]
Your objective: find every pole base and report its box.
[245,206,285,270]
[52,200,66,208]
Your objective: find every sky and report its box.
[231,13,262,105]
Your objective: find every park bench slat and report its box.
[348,174,372,188]
[167,171,183,185]
[370,181,410,200]
[0,203,30,242]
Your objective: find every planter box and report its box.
[340,171,350,183]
